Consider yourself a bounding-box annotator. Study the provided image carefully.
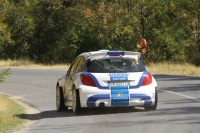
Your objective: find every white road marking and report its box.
[161,89,200,102]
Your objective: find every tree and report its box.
[0,0,199,65]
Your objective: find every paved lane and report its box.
[0,68,200,133]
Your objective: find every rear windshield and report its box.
[86,57,145,73]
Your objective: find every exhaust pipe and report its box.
[139,99,144,105]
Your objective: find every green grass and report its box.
[0,95,26,133]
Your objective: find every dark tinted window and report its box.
[87,57,145,73]
[76,57,86,72]
[66,56,82,76]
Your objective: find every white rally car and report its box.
[56,50,158,113]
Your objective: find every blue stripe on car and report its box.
[109,73,129,106]
[129,71,149,89]
[107,51,125,56]
[84,72,109,89]
[111,86,129,106]
[87,94,110,107]
[130,94,152,105]
[86,93,152,107]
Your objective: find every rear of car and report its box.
[78,50,157,110]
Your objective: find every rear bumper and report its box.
[78,84,156,108]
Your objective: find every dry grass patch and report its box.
[0,95,26,133]
[146,62,200,77]
[0,59,69,69]
[0,59,200,77]
[0,99,8,111]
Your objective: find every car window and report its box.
[87,57,145,73]
[66,56,82,76]
[76,57,86,73]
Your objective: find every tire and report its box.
[144,89,158,111]
[72,88,81,114]
[56,85,67,112]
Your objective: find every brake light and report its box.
[141,73,152,86]
[80,74,96,87]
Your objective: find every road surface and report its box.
[0,68,200,133]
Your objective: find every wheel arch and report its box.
[56,82,65,101]
[72,84,83,107]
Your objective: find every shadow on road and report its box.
[14,74,200,123]
[15,106,145,120]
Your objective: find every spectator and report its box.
[137,34,147,61]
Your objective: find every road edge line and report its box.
[160,89,200,102]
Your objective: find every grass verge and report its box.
[1,59,199,77]
[0,95,26,133]
[146,62,200,77]
[0,59,69,69]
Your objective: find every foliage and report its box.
[0,0,199,65]
[0,68,11,83]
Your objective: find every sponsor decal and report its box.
[135,59,139,65]
[117,92,123,97]
[110,57,122,62]
[109,73,128,81]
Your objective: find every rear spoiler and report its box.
[89,50,140,59]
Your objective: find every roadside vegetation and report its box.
[0,68,11,83]
[0,94,26,133]
[0,59,69,69]
[0,59,200,77]
[0,0,200,66]
[146,62,200,77]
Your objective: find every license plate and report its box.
[110,81,130,86]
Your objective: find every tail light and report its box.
[141,73,152,86]
[80,74,96,87]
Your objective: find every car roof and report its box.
[80,50,140,60]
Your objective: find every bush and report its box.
[194,56,200,67]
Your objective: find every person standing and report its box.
[137,34,147,61]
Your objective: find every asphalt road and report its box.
[0,68,200,133]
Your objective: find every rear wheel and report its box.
[144,89,158,111]
[56,85,67,111]
[72,88,81,114]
